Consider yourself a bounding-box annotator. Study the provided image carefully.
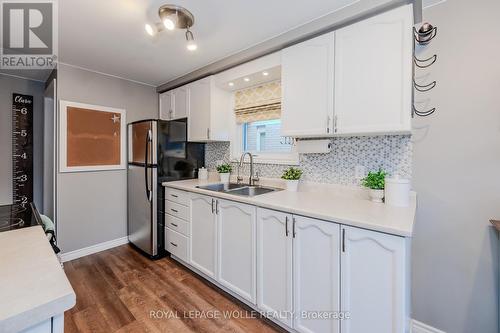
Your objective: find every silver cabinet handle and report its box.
[171,194,178,198]
[211,198,215,214]
[292,217,296,238]
[327,115,331,134]
[334,115,338,133]
[171,223,178,227]
[285,216,289,237]
[207,128,210,139]
[170,242,178,247]
[171,208,178,213]
[342,228,345,252]
[215,200,219,214]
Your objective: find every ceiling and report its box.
[58,0,357,87]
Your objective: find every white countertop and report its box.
[163,178,416,237]
[0,226,76,332]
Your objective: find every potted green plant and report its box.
[216,163,232,183]
[361,169,387,203]
[281,167,303,192]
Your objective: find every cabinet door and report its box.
[256,208,293,326]
[172,86,189,119]
[293,216,340,333]
[159,91,173,120]
[190,194,217,278]
[217,199,257,303]
[281,32,334,137]
[341,226,407,333]
[188,78,211,141]
[334,5,413,135]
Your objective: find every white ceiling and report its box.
[59,0,356,87]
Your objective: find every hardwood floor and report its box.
[64,245,283,333]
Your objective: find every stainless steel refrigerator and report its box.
[127,119,204,258]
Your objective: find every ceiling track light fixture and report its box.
[145,4,197,51]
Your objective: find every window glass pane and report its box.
[243,119,291,153]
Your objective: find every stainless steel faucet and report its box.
[238,152,259,186]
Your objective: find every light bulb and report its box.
[228,82,234,87]
[145,23,155,36]
[185,29,197,51]
[187,42,197,51]
[262,71,269,76]
[244,77,250,82]
[163,18,175,30]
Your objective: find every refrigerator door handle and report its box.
[145,129,152,202]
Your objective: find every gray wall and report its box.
[0,74,45,207]
[57,64,157,253]
[412,0,500,332]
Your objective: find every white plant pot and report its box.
[369,189,385,203]
[285,180,299,192]
[219,173,230,183]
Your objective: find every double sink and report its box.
[196,183,281,197]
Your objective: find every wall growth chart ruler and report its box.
[12,94,34,206]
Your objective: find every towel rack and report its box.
[412,23,438,117]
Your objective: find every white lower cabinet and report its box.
[257,209,341,333]
[341,226,407,333]
[189,194,217,278]
[173,188,409,333]
[20,314,64,333]
[293,215,340,333]
[257,208,293,326]
[217,199,257,303]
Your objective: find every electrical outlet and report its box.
[354,165,366,180]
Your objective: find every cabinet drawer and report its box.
[165,227,188,262]
[165,213,189,236]
[165,200,189,221]
[165,188,189,206]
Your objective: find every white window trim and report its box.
[230,123,299,165]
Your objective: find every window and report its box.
[243,119,291,153]
[231,80,298,165]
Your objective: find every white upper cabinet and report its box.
[334,5,413,135]
[172,86,188,119]
[189,194,217,278]
[188,76,230,142]
[341,226,408,333]
[217,199,257,304]
[159,87,189,120]
[293,216,340,333]
[159,90,173,120]
[256,208,293,327]
[281,32,335,137]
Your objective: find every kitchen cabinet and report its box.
[159,90,173,120]
[256,208,293,326]
[340,226,408,333]
[257,209,341,332]
[293,215,340,333]
[189,194,217,278]
[281,32,335,137]
[217,199,257,303]
[334,5,413,135]
[159,86,189,120]
[21,314,64,333]
[188,76,230,142]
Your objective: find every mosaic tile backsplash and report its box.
[205,135,412,186]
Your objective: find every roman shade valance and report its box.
[234,81,281,123]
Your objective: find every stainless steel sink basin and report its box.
[196,183,246,192]
[196,183,281,197]
[227,186,277,197]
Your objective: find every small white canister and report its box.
[385,176,411,207]
[198,167,208,180]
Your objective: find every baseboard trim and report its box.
[412,320,446,333]
[60,236,129,262]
